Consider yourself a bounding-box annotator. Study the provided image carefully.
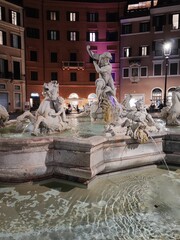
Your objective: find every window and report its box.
[122,24,132,34]
[70,53,77,61]
[0,84,6,89]
[152,41,163,56]
[87,32,98,42]
[30,51,38,61]
[0,59,8,78]
[171,13,180,30]
[171,39,179,55]
[123,68,129,78]
[15,93,21,108]
[26,28,40,39]
[70,72,77,81]
[47,30,59,40]
[140,22,150,32]
[87,12,98,22]
[51,52,57,63]
[13,61,21,80]
[170,62,178,75]
[10,10,20,25]
[140,67,147,77]
[31,71,38,81]
[89,73,96,82]
[130,64,140,83]
[106,12,118,22]
[124,47,131,57]
[10,34,21,49]
[0,31,6,45]
[51,72,58,81]
[154,63,162,76]
[131,67,138,77]
[14,85,21,91]
[153,15,166,31]
[106,31,118,41]
[25,7,39,18]
[47,11,59,21]
[67,12,79,21]
[67,31,79,41]
[140,46,149,56]
[0,6,5,21]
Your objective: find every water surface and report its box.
[0,167,179,240]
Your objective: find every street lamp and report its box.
[163,42,171,107]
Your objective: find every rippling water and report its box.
[0,167,179,240]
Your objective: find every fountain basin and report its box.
[0,133,167,185]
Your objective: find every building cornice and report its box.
[120,15,150,24]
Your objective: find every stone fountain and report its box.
[0,48,179,185]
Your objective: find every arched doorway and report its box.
[167,87,176,105]
[151,88,162,107]
[88,93,97,105]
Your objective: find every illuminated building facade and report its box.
[0,0,25,112]
[120,0,180,107]
[22,0,126,109]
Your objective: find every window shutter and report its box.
[56,31,59,40]
[76,12,79,21]
[139,47,141,56]
[9,10,12,23]
[67,31,70,41]
[47,11,50,20]
[56,11,59,21]
[1,7,5,21]
[17,12,20,26]
[147,46,150,55]
[152,41,155,51]
[86,32,89,41]
[3,32,6,45]
[168,14,172,24]
[18,36,21,49]
[77,32,79,41]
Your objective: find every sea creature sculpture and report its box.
[17,81,69,135]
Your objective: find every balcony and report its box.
[62,61,84,70]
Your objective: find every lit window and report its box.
[124,47,131,57]
[70,12,76,21]
[47,30,59,40]
[172,14,179,30]
[141,46,148,56]
[90,32,96,42]
[50,11,57,21]
[11,11,17,25]
[70,32,76,41]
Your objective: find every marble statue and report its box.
[106,94,159,143]
[161,86,180,126]
[17,81,69,135]
[0,104,9,127]
[86,45,120,123]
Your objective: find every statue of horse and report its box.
[165,87,180,125]
[17,81,69,135]
[0,104,9,127]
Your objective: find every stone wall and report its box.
[0,134,166,184]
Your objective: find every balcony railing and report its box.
[62,61,84,70]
